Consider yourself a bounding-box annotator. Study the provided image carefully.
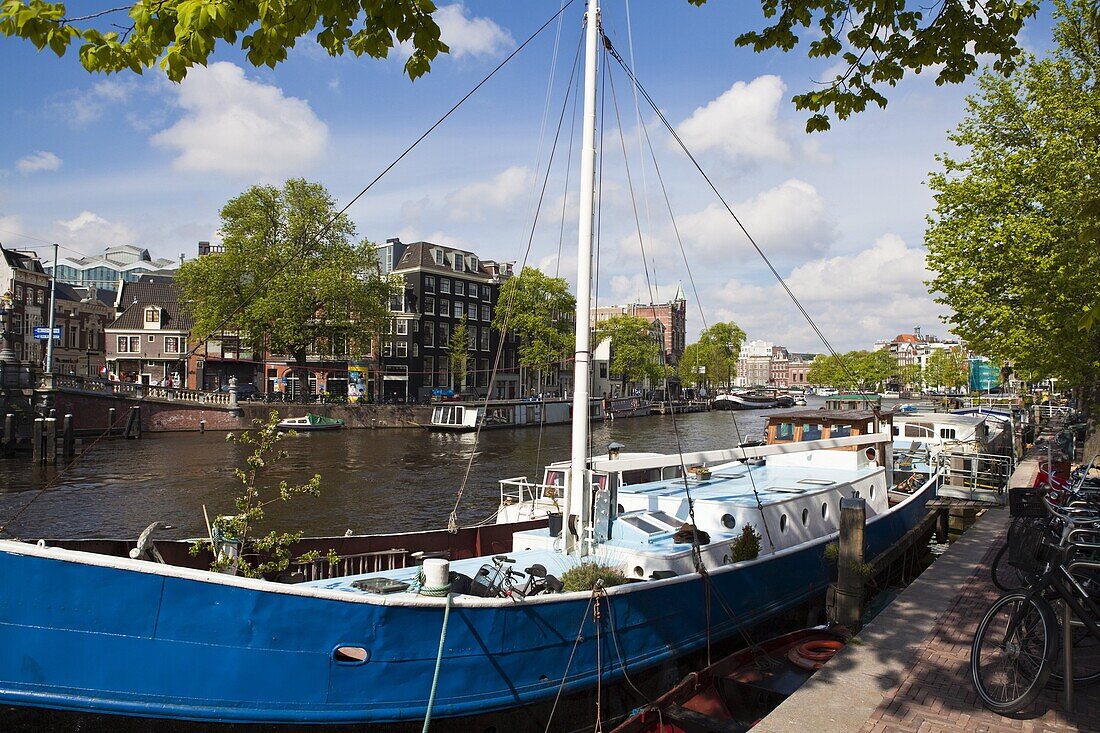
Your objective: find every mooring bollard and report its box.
[2,413,13,446]
[108,407,117,436]
[199,419,206,434]
[833,496,866,632]
[62,414,74,459]
[32,418,44,464]
[44,418,57,462]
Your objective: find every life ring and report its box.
[787,639,843,670]
[631,399,639,410]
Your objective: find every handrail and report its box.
[40,372,235,406]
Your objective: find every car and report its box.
[218,382,260,399]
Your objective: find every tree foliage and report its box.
[192,411,327,578]
[677,321,746,388]
[0,0,446,82]
[806,349,896,391]
[924,0,1100,396]
[177,178,398,398]
[448,314,470,391]
[492,266,575,375]
[2,0,1037,130]
[924,348,971,391]
[595,314,663,388]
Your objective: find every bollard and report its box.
[44,418,57,462]
[2,413,12,446]
[32,418,44,464]
[62,414,74,460]
[108,407,117,437]
[832,496,866,632]
[199,420,206,434]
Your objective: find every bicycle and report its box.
[971,492,1100,713]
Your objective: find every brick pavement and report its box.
[858,538,1100,733]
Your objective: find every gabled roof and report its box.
[392,241,491,279]
[108,280,193,331]
[1,246,45,274]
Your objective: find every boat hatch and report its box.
[797,478,836,486]
[616,510,682,541]
[771,488,807,495]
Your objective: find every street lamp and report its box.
[0,290,16,364]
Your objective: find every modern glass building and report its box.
[46,245,179,288]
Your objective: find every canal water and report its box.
[0,405,806,540]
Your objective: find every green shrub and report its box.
[560,562,627,591]
[728,525,761,563]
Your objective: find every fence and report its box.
[41,373,234,406]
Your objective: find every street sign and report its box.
[32,326,62,340]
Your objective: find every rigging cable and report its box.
[602,35,875,406]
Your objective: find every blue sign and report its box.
[32,326,62,340]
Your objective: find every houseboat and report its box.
[427,398,601,431]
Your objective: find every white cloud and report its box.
[15,151,61,174]
[433,4,514,59]
[677,76,791,164]
[63,79,133,126]
[54,211,138,252]
[677,179,835,261]
[785,233,930,302]
[445,166,532,221]
[151,62,328,176]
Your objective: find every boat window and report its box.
[801,508,809,526]
[545,470,564,487]
[798,478,835,486]
[940,428,957,439]
[333,646,369,663]
[780,514,788,532]
[892,426,900,436]
[773,488,807,494]
[620,515,666,534]
[830,424,852,438]
[721,513,736,529]
[821,502,829,520]
[903,423,935,438]
[802,424,822,440]
[648,511,680,529]
[774,422,794,441]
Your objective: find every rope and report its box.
[543,591,597,733]
[415,568,453,598]
[421,593,453,733]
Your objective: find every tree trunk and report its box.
[294,349,308,404]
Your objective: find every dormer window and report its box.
[468,256,478,271]
[452,255,463,272]
[144,306,163,329]
[433,249,444,265]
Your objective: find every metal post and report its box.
[108,407,116,436]
[62,414,74,459]
[2,413,12,446]
[1064,600,1074,712]
[45,241,58,374]
[44,417,56,462]
[32,418,43,463]
[834,496,866,631]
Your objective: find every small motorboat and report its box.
[611,626,847,733]
[276,413,345,431]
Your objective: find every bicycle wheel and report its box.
[971,592,1057,714]
[1046,595,1100,690]
[991,542,1029,592]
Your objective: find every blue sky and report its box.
[0,1,1057,351]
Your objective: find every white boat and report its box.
[427,398,600,431]
[276,413,345,431]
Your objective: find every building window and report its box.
[145,307,160,324]
[481,304,490,321]
[452,255,462,272]
[423,295,435,315]
[424,276,435,293]
[424,327,434,347]
[467,328,476,350]
[117,336,141,353]
[433,249,444,265]
[482,285,490,301]
[440,279,451,294]
[440,299,450,319]
[480,328,489,351]
[454,301,463,319]
[164,336,182,353]
[439,323,449,347]
[396,320,408,335]
[469,256,479,272]
[36,289,43,304]
[396,342,408,358]
[389,295,403,312]
[148,334,155,342]
[424,357,434,386]
[15,286,22,301]
[412,320,419,332]
[412,343,419,357]
[455,281,465,296]
[383,342,393,357]
[467,303,477,320]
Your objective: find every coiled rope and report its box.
[415,568,453,598]
[421,593,453,733]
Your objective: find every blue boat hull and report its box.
[0,482,933,725]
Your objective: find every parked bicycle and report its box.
[971,490,1100,713]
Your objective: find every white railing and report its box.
[293,548,408,582]
[43,373,234,406]
[1034,404,1072,422]
[934,449,1016,497]
[499,477,548,507]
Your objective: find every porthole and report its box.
[801,508,809,526]
[780,514,788,532]
[870,484,876,499]
[721,513,736,529]
[617,504,625,514]
[865,447,878,462]
[634,565,645,578]
[821,502,829,520]
[333,646,369,664]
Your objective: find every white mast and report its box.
[563,0,600,557]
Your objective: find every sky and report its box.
[0,1,1058,352]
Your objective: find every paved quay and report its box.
[756,467,1100,732]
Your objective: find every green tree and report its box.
[448,314,471,392]
[925,0,1100,405]
[924,348,970,391]
[807,349,897,391]
[0,0,447,82]
[492,267,575,394]
[697,321,747,388]
[177,178,398,402]
[595,314,663,391]
[678,342,709,389]
[2,1,1036,129]
[899,363,923,391]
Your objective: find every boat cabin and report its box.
[824,393,881,411]
[765,409,892,449]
